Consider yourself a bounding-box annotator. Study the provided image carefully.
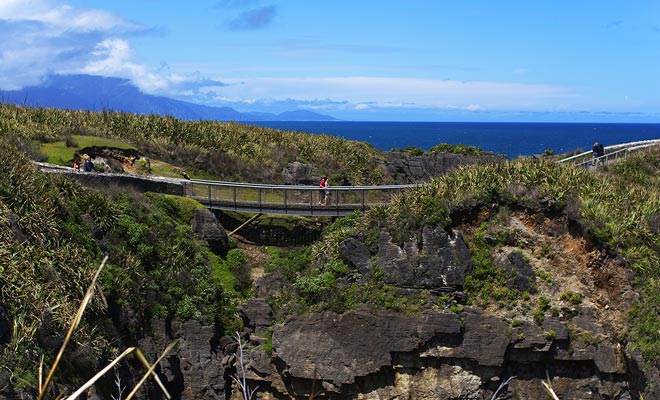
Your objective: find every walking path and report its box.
[38,139,659,216]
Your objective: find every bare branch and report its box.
[491,376,516,400]
[232,332,258,400]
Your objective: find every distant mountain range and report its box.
[0,74,339,122]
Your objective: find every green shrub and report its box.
[294,271,337,304]
[265,246,311,280]
[560,290,583,305]
[429,142,484,156]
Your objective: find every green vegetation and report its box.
[1,101,660,393]
[39,134,136,165]
[560,290,583,305]
[351,148,660,361]
[390,142,484,158]
[429,142,484,157]
[267,147,660,362]
[545,329,557,341]
[260,216,431,316]
[533,295,552,325]
[0,103,386,184]
[0,137,248,394]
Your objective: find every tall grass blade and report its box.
[65,347,136,400]
[124,340,179,400]
[38,255,108,400]
[134,348,173,399]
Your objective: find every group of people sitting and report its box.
[72,157,98,173]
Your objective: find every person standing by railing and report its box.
[592,142,605,166]
[318,176,330,206]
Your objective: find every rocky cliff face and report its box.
[383,152,504,183]
[281,151,504,185]
[142,300,646,399]
[128,208,658,399]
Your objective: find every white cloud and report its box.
[78,38,168,92]
[0,0,135,33]
[0,0,216,95]
[0,0,140,89]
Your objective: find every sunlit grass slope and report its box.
[0,103,386,184]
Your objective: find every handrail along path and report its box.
[37,162,415,216]
[38,138,659,216]
[558,139,660,168]
[186,178,416,216]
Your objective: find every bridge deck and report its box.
[558,139,660,167]
[37,138,659,216]
[187,180,415,216]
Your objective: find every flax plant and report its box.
[0,103,385,184]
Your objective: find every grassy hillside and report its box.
[0,137,247,395]
[1,102,658,395]
[0,103,386,184]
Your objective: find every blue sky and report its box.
[1,0,659,121]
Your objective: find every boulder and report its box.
[281,161,319,185]
[191,209,229,254]
[454,312,510,367]
[238,298,274,335]
[495,250,536,292]
[272,308,461,388]
[339,237,372,275]
[253,270,287,298]
[139,319,226,399]
[383,152,503,183]
[376,227,473,288]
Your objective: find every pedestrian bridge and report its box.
[37,162,415,216]
[557,139,660,168]
[38,138,659,217]
[185,179,416,216]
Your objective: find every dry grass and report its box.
[36,256,178,400]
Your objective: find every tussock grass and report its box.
[0,103,386,184]
[36,256,177,400]
[0,136,246,395]
[363,153,660,361]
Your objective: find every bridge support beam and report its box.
[228,213,263,237]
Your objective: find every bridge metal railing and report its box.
[558,139,660,168]
[185,179,416,215]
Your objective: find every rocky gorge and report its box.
[133,202,657,400]
[1,127,659,400]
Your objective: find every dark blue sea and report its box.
[247,121,660,159]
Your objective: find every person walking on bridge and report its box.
[318,176,330,206]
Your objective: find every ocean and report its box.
[246,121,660,159]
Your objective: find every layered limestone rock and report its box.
[343,226,473,289]
[97,214,654,399]
[238,307,633,399]
[383,151,503,183]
